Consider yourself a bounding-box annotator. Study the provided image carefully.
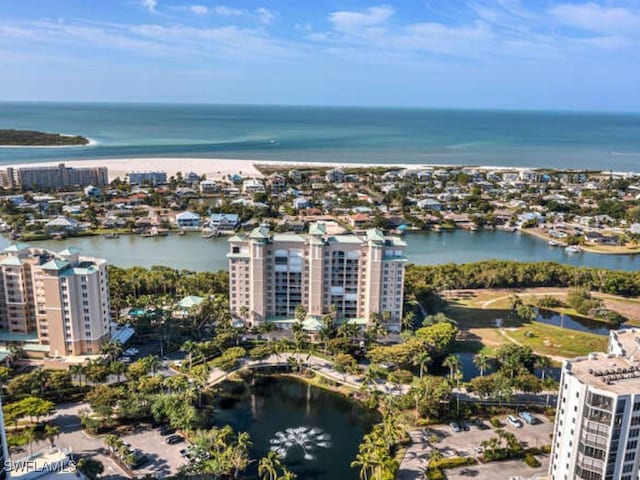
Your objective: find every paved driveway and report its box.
[121,427,188,477]
[398,414,554,480]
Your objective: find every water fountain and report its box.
[269,427,332,461]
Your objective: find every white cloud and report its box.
[189,5,209,16]
[256,7,277,25]
[141,0,157,12]
[329,5,394,34]
[213,6,246,17]
[551,2,640,35]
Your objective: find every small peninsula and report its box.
[0,129,89,146]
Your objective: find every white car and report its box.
[506,415,523,428]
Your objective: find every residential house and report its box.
[175,211,201,229]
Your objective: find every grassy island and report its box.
[0,129,89,146]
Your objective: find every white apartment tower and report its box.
[550,328,640,480]
[0,244,111,356]
[228,223,407,330]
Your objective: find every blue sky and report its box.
[1,0,639,110]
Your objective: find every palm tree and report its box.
[181,340,200,370]
[258,451,281,480]
[143,355,160,375]
[413,350,432,379]
[534,355,551,380]
[100,340,123,362]
[473,352,491,377]
[23,426,37,457]
[443,354,461,381]
[278,469,297,480]
[43,423,61,447]
[69,364,85,386]
[109,361,127,383]
[401,311,415,332]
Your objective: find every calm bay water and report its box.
[2,230,638,272]
[1,103,640,170]
[215,375,376,480]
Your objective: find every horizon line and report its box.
[0,99,639,116]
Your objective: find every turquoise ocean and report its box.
[1,102,640,170]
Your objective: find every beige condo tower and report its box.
[0,244,111,356]
[228,222,407,330]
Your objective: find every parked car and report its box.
[165,434,183,445]
[518,411,537,425]
[506,415,523,428]
[449,421,461,433]
[460,421,471,431]
[131,451,149,469]
[159,425,175,436]
[473,419,489,430]
[179,448,191,459]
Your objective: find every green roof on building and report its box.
[249,226,270,240]
[0,330,39,343]
[177,295,205,309]
[3,243,30,253]
[366,229,385,243]
[0,256,24,266]
[40,259,70,271]
[309,222,327,236]
[58,247,81,256]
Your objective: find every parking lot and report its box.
[429,414,554,459]
[398,413,554,480]
[121,426,188,477]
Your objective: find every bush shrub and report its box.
[490,418,503,428]
[435,457,477,469]
[424,468,445,480]
[523,453,541,468]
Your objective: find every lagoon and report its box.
[215,375,376,480]
[2,230,639,272]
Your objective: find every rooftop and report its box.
[566,328,640,394]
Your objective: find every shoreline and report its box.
[521,228,640,256]
[0,156,613,182]
[0,136,98,148]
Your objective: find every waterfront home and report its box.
[630,223,640,235]
[584,230,619,245]
[209,213,240,230]
[44,216,79,234]
[175,211,201,229]
[222,186,241,196]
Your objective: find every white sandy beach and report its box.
[1,157,541,182]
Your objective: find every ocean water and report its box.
[1,102,640,170]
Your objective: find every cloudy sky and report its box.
[1,0,639,110]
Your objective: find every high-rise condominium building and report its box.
[550,328,640,480]
[0,163,108,191]
[0,244,111,356]
[228,223,407,330]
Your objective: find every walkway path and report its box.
[498,328,569,363]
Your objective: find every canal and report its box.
[3,229,639,272]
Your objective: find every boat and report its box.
[178,229,186,236]
[141,227,159,238]
[548,240,560,246]
[104,232,119,239]
[565,245,583,254]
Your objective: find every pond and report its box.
[214,374,378,480]
[534,308,618,336]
